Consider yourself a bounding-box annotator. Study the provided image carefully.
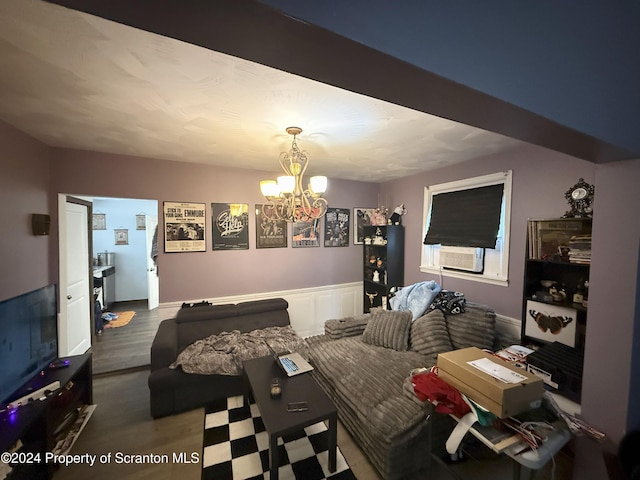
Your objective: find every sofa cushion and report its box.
[362,309,412,351]
[236,298,288,316]
[446,302,496,350]
[409,309,453,359]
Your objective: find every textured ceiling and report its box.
[0,0,523,182]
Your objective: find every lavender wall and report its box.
[48,148,378,302]
[0,121,51,301]
[379,143,596,319]
[380,146,640,446]
[583,159,640,442]
[3,119,639,446]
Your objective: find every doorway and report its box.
[59,195,160,375]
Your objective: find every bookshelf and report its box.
[523,217,591,352]
[362,225,404,312]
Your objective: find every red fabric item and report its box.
[412,371,471,418]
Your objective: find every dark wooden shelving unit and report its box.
[362,225,404,312]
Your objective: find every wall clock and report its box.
[563,178,594,218]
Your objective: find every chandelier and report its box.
[260,127,328,222]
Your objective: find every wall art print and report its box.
[114,228,128,245]
[324,207,350,247]
[292,217,320,248]
[255,204,287,249]
[525,300,577,348]
[136,214,146,230]
[92,213,106,230]
[354,207,376,244]
[212,203,249,250]
[163,201,206,253]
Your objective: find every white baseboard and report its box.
[158,282,363,337]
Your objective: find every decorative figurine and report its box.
[389,204,407,225]
[371,207,388,226]
[563,178,594,218]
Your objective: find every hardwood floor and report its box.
[54,368,575,480]
[75,302,573,479]
[54,369,202,480]
[91,300,161,375]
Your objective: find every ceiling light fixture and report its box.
[260,127,328,222]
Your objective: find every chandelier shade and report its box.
[260,127,328,222]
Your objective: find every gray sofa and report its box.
[306,303,497,480]
[148,298,291,418]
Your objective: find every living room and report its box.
[1,1,639,479]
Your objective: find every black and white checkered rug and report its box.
[202,395,356,480]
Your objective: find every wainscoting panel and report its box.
[158,282,363,338]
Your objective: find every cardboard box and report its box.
[437,347,544,418]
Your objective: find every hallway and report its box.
[91,300,160,375]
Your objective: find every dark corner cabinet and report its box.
[0,352,93,480]
[362,225,405,313]
[522,218,591,402]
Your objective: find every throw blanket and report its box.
[171,326,307,375]
[389,281,441,319]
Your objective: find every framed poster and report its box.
[163,201,206,252]
[255,204,287,249]
[354,208,376,244]
[525,300,577,348]
[324,207,350,247]
[212,203,249,250]
[292,218,320,248]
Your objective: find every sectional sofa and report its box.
[306,303,497,480]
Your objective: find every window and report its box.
[420,171,512,285]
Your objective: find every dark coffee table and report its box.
[243,355,337,480]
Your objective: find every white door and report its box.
[58,197,92,356]
[145,215,159,310]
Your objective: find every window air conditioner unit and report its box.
[439,246,484,273]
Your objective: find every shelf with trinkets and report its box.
[362,225,404,313]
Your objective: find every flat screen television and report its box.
[0,284,58,405]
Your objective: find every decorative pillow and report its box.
[446,302,496,350]
[389,281,442,320]
[362,309,412,351]
[410,309,453,357]
[429,290,466,315]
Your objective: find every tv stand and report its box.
[0,352,92,479]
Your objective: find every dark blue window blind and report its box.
[423,183,504,248]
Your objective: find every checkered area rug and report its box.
[202,396,356,480]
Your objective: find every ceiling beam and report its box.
[45,0,638,163]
